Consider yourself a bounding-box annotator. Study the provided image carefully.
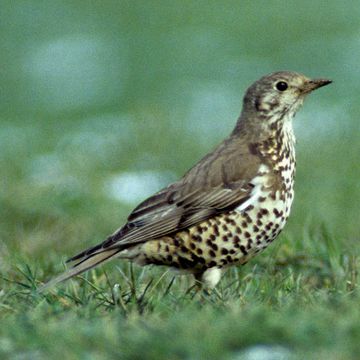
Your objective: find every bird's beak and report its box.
[302,78,332,93]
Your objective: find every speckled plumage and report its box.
[134,116,296,284]
[41,71,331,291]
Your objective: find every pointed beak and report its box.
[302,78,332,93]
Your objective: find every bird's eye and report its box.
[275,81,288,91]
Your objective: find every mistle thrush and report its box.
[41,71,331,291]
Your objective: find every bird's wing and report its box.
[67,180,254,265]
[120,180,253,241]
[67,135,262,263]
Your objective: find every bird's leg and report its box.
[192,267,222,297]
[200,267,222,288]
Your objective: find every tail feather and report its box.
[38,248,121,293]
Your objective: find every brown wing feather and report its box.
[67,134,261,263]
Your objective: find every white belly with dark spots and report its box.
[234,164,294,254]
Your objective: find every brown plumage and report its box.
[40,71,331,291]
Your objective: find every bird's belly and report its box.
[233,188,294,254]
[137,188,294,271]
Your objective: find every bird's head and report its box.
[237,71,332,136]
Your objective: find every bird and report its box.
[40,71,332,292]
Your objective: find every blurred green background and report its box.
[1,1,359,264]
[1,1,360,358]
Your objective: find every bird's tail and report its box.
[38,248,122,293]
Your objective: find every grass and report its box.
[1,217,360,359]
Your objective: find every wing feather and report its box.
[67,134,262,264]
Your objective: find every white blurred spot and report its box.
[186,83,239,143]
[28,153,80,191]
[233,345,291,360]
[56,113,135,163]
[104,171,175,204]
[24,34,128,111]
[295,104,347,141]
